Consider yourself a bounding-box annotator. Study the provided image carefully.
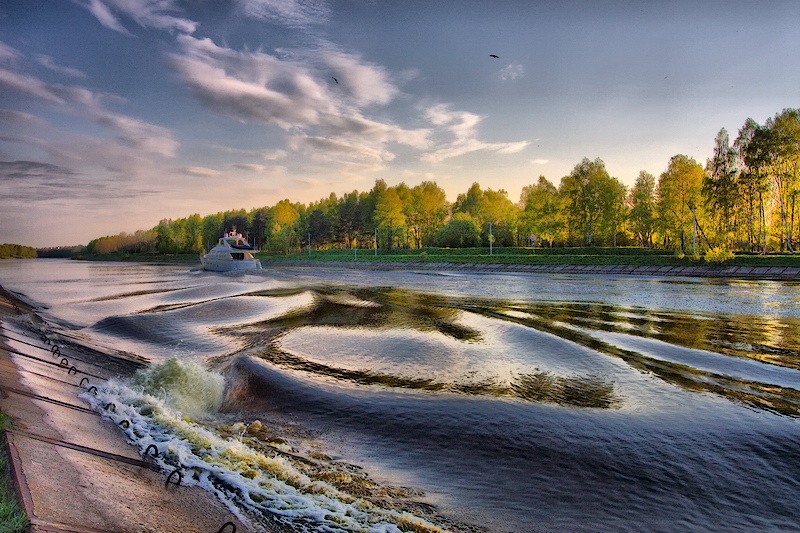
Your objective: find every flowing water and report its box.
[1,259,799,532]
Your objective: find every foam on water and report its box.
[82,359,452,533]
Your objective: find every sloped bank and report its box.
[261,260,800,280]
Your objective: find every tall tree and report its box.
[600,176,628,247]
[703,129,740,246]
[628,171,657,247]
[735,118,769,251]
[767,109,800,250]
[656,155,704,249]
[406,181,448,248]
[559,157,618,245]
[519,176,565,247]
[374,187,407,249]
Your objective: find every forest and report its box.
[0,244,37,259]
[86,108,800,258]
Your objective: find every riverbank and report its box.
[260,259,800,280]
[0,286,255,532]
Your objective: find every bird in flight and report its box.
[332,76,338,84]
[489,54,499,59]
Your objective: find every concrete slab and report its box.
[0,298,256,533]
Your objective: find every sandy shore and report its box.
[0,285,258,533]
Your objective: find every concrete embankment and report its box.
[0,287,254,533]
[262,260,800,280]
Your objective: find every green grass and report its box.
[257,246,800,268]
[73,246,800,268]
[0,413,28,533]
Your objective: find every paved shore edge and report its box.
[0,285,258,533]
[261,260,800,280]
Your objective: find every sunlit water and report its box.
[1,259,799,532]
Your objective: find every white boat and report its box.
[201,229,262,272]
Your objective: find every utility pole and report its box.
[489,221,493,256]
[308,231,311,257]
[374,228,378,256]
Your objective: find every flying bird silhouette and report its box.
[332,76,338,84]
[489,54,499,59]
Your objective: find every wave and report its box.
[82,358,457,533]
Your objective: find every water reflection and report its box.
[209,286,796,415]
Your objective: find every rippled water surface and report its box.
[1,259,799,532]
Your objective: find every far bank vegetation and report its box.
[86,109,800,259]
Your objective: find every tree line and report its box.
[87,108,800,256]
[0,243,37,259]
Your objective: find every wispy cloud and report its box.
[0,41,21,63]
[499,63,524,81]
[0,58,178,157]
[288,135,395,164]
[169,35,428,167]
[531,158,549,165]
[230,163,287,174]
[178,166,221,177]
[237,0,331,28]
[36,54,87,78]
[211,145,287,161]
[80,0,197,34]
[422,104,529,163]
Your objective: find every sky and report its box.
[1,0,799,247]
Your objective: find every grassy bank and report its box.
[69,246,800,268]
[257,247,800,268]
[0,413,28,533]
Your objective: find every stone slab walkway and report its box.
[0,289,255,533]
[261,260,800,280]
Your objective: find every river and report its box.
[0,259,798,532]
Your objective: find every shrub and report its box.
[704,247,734,263]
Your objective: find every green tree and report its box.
[155,219,176,254]
[767,109,800,250]
[374,187,407,249]
[600,176,628,247]
[202,213,224,250]
[519,176,565,247]
[704,129,740,247]
[559,158,618,245]
[628,171,657,247]
[183,214,204,253]
[268,199,300,254]
[435,213,481,247]
[406,181,448,248]
[656,155,704,249]
[736,118,769,251]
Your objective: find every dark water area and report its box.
[1,259,799,532]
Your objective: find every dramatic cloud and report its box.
[0,61,178,157]
[80,0,197,34]
[422,104,529,163]
[169,35,428,166]
[0,160,75,181]
[237,0,331,28]
[320,51,397,106]
[0,160,145,203]
[288,135,395,164]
